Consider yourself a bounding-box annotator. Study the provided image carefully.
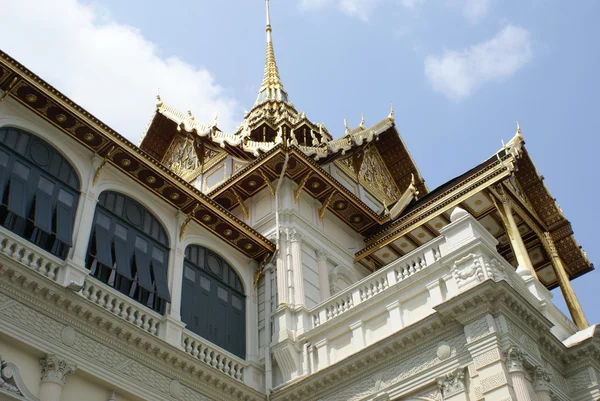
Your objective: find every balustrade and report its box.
[0,226,61,282]
[81,277,161,336]
[182,331,246,381]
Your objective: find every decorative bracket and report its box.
[318,191,335,221]
[232,188,249,219]
[179,204,200,240]
[0,77,18,105]
[294,174,311,203]
[259,170,276,197]
[92,159,107,186]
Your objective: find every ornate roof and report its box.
[0,51,275,261]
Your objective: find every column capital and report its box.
[503,346,526,373]
[532,366,552,392]
[40,354,77,386]
[436,367,466,398]
[288,228,302,243]
[315,248,329,261]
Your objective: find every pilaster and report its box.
[289,229,305,307]
[39,354,77,401]
[462,314,516,401]
[315,248,330,302]
[531,366,552,401]
[504,346,533,401]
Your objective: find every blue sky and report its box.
[1,0,599,325]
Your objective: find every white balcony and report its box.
[271,208,578,380]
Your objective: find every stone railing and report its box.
[312,238,443,328]
[80,276,161,336]
[0,225,63,282]
[182,330,246,381]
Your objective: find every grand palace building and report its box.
[0,1,599,400]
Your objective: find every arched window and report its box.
[86,191,171,314]
[182,245,245,359]
[0,127,80,259]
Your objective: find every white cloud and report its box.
[299,0,378,21]
[0,0,239,142]
[462,0,493,23]
[424,25,532,100]
[400,0,427,9]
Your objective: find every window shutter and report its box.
[0,165,7,204]
[113,237,133,280]
[6,174,29,218]
[94,226,113,268]
[55,202,74,246]
[34,189,54,234]
[134,248,153,291]
[152,259,171,302]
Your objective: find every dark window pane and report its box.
[94,226,113,268]
[7,174,28,217]
[96,213,111,230]
[113,238,133,280]
[55,202,74,246]
[218,286,228,302]
[38,176,55,195]
[115,223,128,240]
[0,150,9,166]
[135,236,148,252]
[152,260,171,302]
[152,247,164,263]
[184,266,196,282]
[57,189,74,206]
[13,161,30,179]
[200,276,210,291]
[33,189,53,233]
[134,248,153,291]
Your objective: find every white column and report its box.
[505,347,533,401]
[276,230,289,305]
[158,213,186,349]
[315,248,330,302]
[289,229,305,307]
[60,157,102,289]
[168,213,186,320]
[532,367,552,401]
[39,354,77,401]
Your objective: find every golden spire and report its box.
[255,0,288,105]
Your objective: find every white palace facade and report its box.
[0,2,599,401]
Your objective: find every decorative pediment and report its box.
[336,144,401,206]
[0,355,39,401]
[162,134,225,182]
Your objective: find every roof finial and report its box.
[359,113,365,128]
[388,104,395,121]
[156,88,163,107]
[344,118,350,136]
[516,121,521,134]
[255,0,287,106]
[266,0,272,43]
